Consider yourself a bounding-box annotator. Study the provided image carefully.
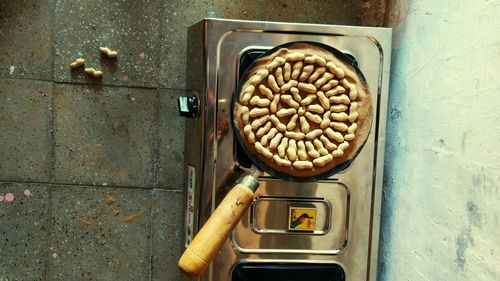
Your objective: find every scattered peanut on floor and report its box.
[99,46,118,58]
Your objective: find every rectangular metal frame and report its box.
[183,18,392,281]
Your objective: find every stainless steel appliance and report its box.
[178,18,392,281]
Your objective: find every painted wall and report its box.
[379,0,500,280]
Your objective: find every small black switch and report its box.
[178,95,199,118]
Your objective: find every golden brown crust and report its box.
[234,43,372,178]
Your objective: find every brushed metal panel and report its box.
[252,197,331,235]
[232,180,349,254]
[183,18,392,281]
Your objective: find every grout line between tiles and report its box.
[152,90,161,188]
[49,0,56,85]
[0,180,186,192]
[157,87,188,92]
[147,189,154,281]
[52,80,189,92]
[46,88,55,277]
[0,180,163,190]
[0,76,54,83]
[44,185,54,280]
[152,188,183,193]
[49,82,56,183]
[47,0,56,187]
[52,80,158,90]
[44,0,56,275]
[1,77,189,93]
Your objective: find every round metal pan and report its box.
[232,41,372,182]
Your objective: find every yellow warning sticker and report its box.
[288,206,317,231]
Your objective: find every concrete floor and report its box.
[0,1,386,280]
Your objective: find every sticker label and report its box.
[288,206,317,232]
[185,166,196,246]
[179,97,189,112]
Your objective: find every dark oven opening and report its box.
[232,262,346,281]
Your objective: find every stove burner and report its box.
[342,53,358,67]
[234,48,359,170]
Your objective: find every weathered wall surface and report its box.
[379,0,500,280]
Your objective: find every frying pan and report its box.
[178,41,372,278]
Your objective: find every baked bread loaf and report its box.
[234,42,372,178]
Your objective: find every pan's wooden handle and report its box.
[178,175,260,278]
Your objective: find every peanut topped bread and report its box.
[234,43,372,178]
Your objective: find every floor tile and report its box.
[0,0,54,80]
[156,90,185,190]
[158,0,267,89]
[0,182,50,281]
[53,83,156,187]
[151,190,189,281]
[159,0,213,89]
[0,79,53,182]
[48,186,152,281]
[265,0,363,25]
[360,0,387,26]
[54,0,162,87]
[211,0,266,21]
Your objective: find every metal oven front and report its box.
[178,18,392,281]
